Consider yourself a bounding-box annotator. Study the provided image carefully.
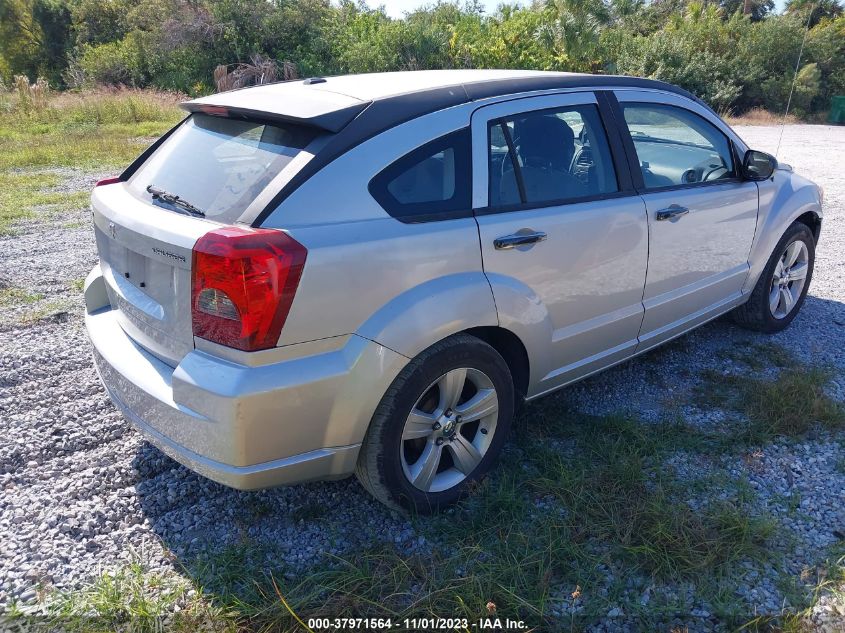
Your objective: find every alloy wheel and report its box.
[769,240,809,319]
[400,367,499,493]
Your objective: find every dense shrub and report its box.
[1,0,843,115]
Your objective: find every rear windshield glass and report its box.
[128,113,318,222]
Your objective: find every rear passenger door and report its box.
[612,91,759,351]
[471,92,649,396]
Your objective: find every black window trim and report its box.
[368,128,473,224]
[611,97,746,194]
[475,94,636,217]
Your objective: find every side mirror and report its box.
[742,149,777,181]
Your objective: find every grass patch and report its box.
[0,88,182,172]
[723,107,799,126]
[28,562,234,633]
[0,286,44,307]
[0,88,182,234]
[7,87,183,126]
[697,366,845,440]
[0,283,74,325]
[290,501,328,523]
[15,299,75,325]
[0,172,91,234]
[743,551,845,632]
[727,342,796,371]
[0,125,174,171]
[519,414,774,579]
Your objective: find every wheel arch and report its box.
[464,325,530,401]
[744,174,822,294]
[795,210,822,243]
[356,272,499,360]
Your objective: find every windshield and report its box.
[128,113,319,222]
[623,106,718,150]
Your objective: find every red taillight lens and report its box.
[191,226,307,351]
[95,177,122,187]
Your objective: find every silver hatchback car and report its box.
[84,70,823,511]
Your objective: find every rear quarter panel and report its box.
[259,103,500,358]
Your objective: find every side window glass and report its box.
[369,129,471,222]
[622,103,736,189]
[488,123,521,207]
[488,104,618,209]
[387,147,455,204]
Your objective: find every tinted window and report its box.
[622,104,736,189]
[488,104,618,209]
[369,129,471,222]
[128,114,318,222]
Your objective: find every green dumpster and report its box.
[830,96,845,124]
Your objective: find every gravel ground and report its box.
[1,126,844,629]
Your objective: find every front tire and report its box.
[731,221,815,333]
[355,334,515,513]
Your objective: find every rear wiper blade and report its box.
[146,185,205,217]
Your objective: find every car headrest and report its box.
[514,115,575,171]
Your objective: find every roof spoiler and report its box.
[180,102,368,133]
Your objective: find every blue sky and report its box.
[375,0,788,19]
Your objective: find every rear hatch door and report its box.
[92,112,323,367]
[92,185,216,367]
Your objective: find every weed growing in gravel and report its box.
[727,342,796,371]
[0,286,44,306]
[746,551,845,632]
[512,413,774,578]
[19,300,75,325]
[290,501,329,523]
[36,562,234,633]
[697,366,845,440]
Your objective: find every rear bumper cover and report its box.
[85,268,407,489]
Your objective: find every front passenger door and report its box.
[614,94,759,350]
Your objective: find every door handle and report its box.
[494,231,547,250]
[656,205,690,221]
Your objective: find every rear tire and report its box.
[355,333,514,513]
[731,221,815,333]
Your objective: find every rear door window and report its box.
[488,104,618,209]
[128,114,319,222]
[368,129,472,223]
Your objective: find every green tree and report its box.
[538,0,611,71]
[785,0,843,27]
[0,0,71,84]
[719,0,774,21]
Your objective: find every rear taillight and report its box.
[95,177,122,187]
[191,226,307,351]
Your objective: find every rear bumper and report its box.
[84,268,407,489]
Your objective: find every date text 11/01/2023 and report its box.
[306,617,530,631]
